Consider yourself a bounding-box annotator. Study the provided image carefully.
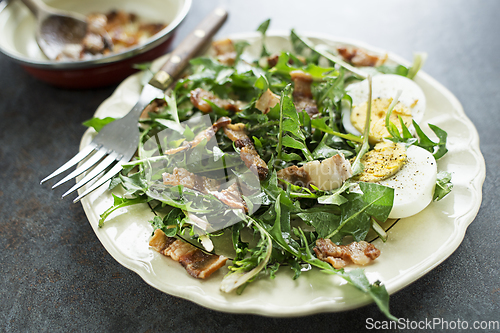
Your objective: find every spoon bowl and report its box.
[20,0,88,60]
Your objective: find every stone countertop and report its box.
[1,0,499,331]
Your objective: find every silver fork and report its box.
[40,8,228,203]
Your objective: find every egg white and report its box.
[376,145,437,219]
[342,74,426,136]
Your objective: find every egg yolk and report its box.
[350,98,412,144]
[355,141,407,182]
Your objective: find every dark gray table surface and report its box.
[1,0,499,332]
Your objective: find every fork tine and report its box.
[40,143,97,184]
[61,153,119,199]
[72,160,126,203]
[52,148,107,189]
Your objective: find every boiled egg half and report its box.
[355,141,437,219]
[342,74,426,144]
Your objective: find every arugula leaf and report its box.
[276,84,312,161]
[99,194,150,227]
[150,208,183,237]
[331,269,397,321]
[220,216,273,293]
[311,118,362,143]
[270,52,337,80]
[290,29,320,64]
[317,181,352,205]
[281,135,306,150]
[256,19,271,58]
[265,193,301,257]
[413,121,448,159]
[118,172,148,196]
[433,171,453,201]
[254,75,269,91]
[385,103,448,160]
[298,211,341,239]
[376,64,408,76]
[326,182,394,243]
[234,41,250,64]
[82,117,116,132]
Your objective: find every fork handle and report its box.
[148,8,228,90]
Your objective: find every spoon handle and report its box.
[148,8,228,90]
[19,0,48,18]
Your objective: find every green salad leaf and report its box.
[82,117,116,132]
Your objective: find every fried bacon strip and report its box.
[277,165,311,188]
[209,183,248,212]
[149,229,227,279]
[105,10,165,49]
[140,98,167,119]
[277,153,352,191]
[212,38,237,65]
[290,70,319,117]
[337,46,387,67]
[80,13,112,55]
[267,54,280,68]
[255,89,280,114]
[162,167,220,194]
[267,54,305,68]
[164,116,231,155]
[314,238,381,269]
[223,123,269,181]
[162,167,248,211]
[190,88,244,114]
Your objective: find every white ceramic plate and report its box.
[79,33,485,317]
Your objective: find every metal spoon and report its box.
[20,0,88,60]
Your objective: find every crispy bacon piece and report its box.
[81,33,106,55]
[337,46,387,67]
[162,168,248,211]
[277,153,352,191]
[81,13,110,55]
[267,54,279,68]
[290,70,319,117]
[255,89,280,114]
[239,145,269,181]
[162,167,220,194]
[190,88,243,114]
[164,116,231,155]
[314,238,381,269]
[223,124,269,181]
[140,98,167,119]
[105,10,135,30]
[267,54,305,68]
[212,38,237,65]
[138,22,165,36]
[149,229,227,279]
[223,123,247,141]
[277,165,312,188]
[210,183,248,212]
